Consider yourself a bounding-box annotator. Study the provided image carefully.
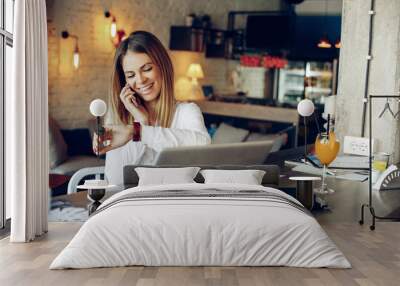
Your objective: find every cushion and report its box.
[245,132,277,142]
[211,123,249,144]
[50,155,105,176]
[135,167,201,186]
[61,128,93,156]
[49,117,68,169]
[200,169,266,185]
[245,132,285,152]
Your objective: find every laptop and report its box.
[154,141,275,166]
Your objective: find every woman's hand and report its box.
[92,125,134,155]
[120,84,149,125]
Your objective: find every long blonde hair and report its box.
[110,31,176,127]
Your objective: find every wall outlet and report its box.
[343,136,375,156]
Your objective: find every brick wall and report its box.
[47,0,282,128]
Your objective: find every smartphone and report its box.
[127,85,144,106]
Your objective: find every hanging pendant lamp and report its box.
[318,34,332,48]
[317,0,332,49]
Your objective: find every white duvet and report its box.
[50,183,351,269]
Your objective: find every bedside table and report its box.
[289,176,321,210]
[77,184,118,215]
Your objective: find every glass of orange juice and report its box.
[314,131,340,196]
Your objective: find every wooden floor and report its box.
[1,176,400,285]
[1,221,399,286]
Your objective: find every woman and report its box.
[93,31,211,185]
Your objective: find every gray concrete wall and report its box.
[336,0,400,163]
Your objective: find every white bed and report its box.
[50,183,351,269]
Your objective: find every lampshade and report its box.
[317,0,332,49]
[317,36,332,49]
[297,99,315,117]
[186,63,204,79]
[90,99,107,117]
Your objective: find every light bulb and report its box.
[110,19,117,38]
[73,51,79,69]
[90,99,107,117]
[317,38,332,49]
[297,99,315,117]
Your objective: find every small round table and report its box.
[77,184,116,215]
[289,176,321,210]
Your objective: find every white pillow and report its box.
[135,167,200,186]
[212,123,249,144]
[200,169,266,185]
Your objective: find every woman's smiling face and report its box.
[122,51,162,103]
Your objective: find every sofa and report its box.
[208,122,287,152]
[49,117,104,193]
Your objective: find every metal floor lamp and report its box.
[359,94,400,230]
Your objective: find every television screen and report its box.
[245,15,291,51]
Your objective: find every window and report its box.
[1,0,14,230]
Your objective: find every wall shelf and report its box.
[169,26,205,52]
[169,26,227,58]
[196,101,299,125]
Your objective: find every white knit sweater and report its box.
[105,102,211,185]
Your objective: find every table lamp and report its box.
[297,99,315,162]
[89,99,107,156]
[186,63,205,101]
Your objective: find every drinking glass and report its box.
[371,152,390,183]
[314,131,340,197]
[372,152,389,172]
